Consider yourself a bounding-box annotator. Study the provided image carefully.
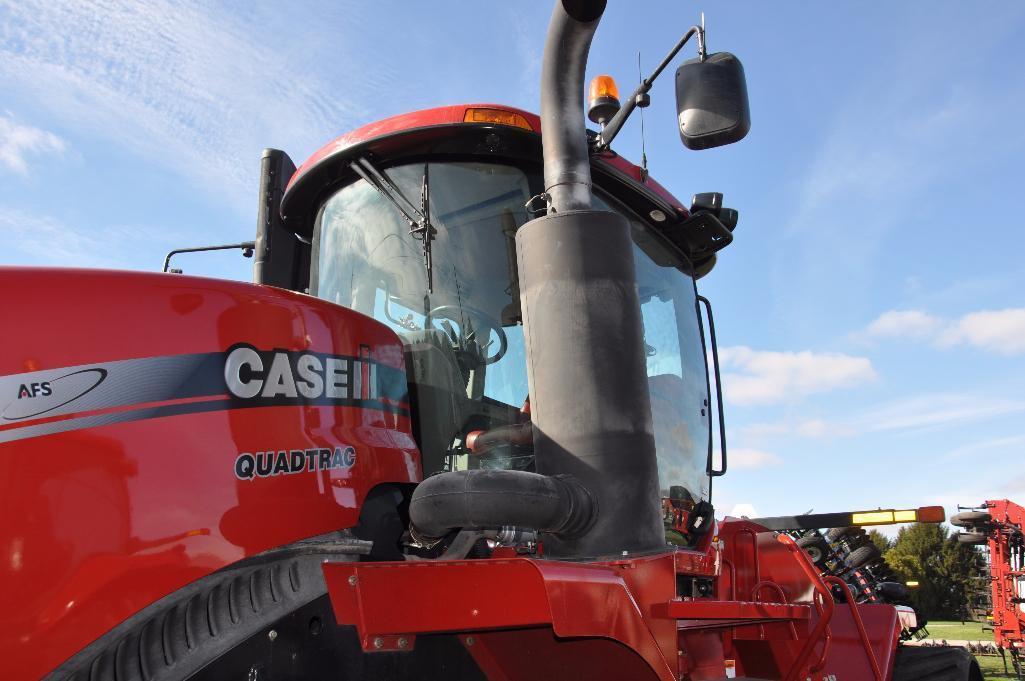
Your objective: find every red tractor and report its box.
[0,2,982,679]
[953,500,1025,677]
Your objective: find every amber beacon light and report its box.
[587,74,621,125]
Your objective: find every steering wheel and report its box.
[427,304,508,365]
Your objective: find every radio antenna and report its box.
[637,51,648,182]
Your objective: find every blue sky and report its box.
[2,1,1024,529]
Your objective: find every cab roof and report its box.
[281,103,688,226]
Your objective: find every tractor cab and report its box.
[266,105,723,520]
[15,3,981,677]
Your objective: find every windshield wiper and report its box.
[350,157,436,294]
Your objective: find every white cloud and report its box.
[0,209,101,265]
[740,394,1024,448]
[0,1,388,207]
[942,434,1025,460]
[0,114,65,174]
[728,503,759,519]
[865,307,1025,355]
[938,309,1025,355]
[738,418,854,442]
[0,209,163,267]
[794,419,841,438]
[866,310,943,339]
[718,345,876,406]
[728,448,782,470]
[858,393,1025,434]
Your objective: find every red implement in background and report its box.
[983,501,1025,656]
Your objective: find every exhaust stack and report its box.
[515,0,665,558]
[410,0,666,559]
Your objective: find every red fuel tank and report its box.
[0,267,420,679]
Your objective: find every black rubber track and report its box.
[892,646,983,681]
[48,553,348,681]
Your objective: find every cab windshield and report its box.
[314,160,710,504]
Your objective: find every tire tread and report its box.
[49,556,332,681]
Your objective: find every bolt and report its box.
[267,630,277,642]
[398,637,409,649]
[348,575,358,586]
[465,636,476,647]
[372,637,384,650]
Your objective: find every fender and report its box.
[0,267,422,680]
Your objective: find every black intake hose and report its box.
[409,470,595,541]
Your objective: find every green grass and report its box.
[976,653,1018,679]
[924,620,993,642]
[924,621,1017,680]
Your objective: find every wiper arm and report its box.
[416,162,436,294]
[350,157,421,225]
[350,157,436,294]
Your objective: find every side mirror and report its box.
[675,52,750,150]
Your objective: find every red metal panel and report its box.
[665,599,810,621]
[328,560,552,640]
[286,103,688,214]
[287,104,540,192]
[321,519,905,681]
[537,557,677,679]
[0,267,420,680]
[324,555,680,680]
[716,519,902,681]
[821,576,884,680]
[819,604,900,681]
[674,542,718,574]
[461,628,660,681]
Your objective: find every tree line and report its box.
[869,523,983,621]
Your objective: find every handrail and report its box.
[721,557,737,601]
[822,575,883,681]
[751,580,799,640]
[809,588,832,674]
[776,534,836,681]
[735,527,761,588]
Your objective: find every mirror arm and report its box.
[162,241,256,273]
[593,24,704,152]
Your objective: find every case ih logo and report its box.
[234,446,356,480]
[223,345,377,402]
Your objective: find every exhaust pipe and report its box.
[409,0,665,560]
[538,0,605,213]
[514,0,665,558]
